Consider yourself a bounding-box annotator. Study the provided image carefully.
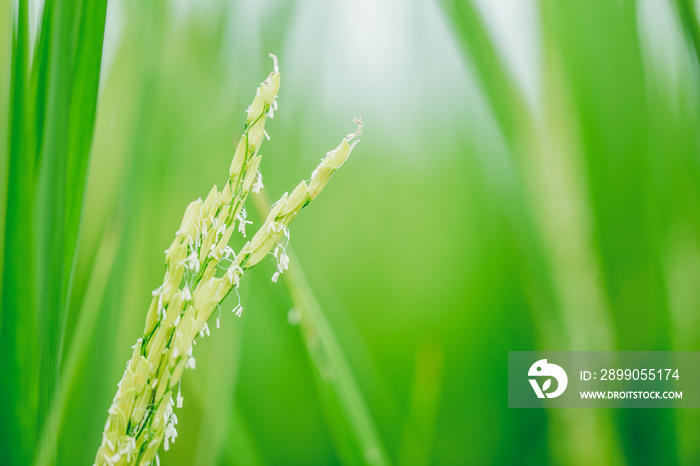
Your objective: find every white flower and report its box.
[267,221,283,234]
[182,285,192,302]
[123,437,136,462]
[185,345,196,369]
[226,265,243,287]
[186,252,200,273]
[163,397,178,451]
[271,244,290,282]
[278,250,290,271]
[215,223,226,241]
[223,245,236,260]
[236,207,253,237]
[252,171,264,194]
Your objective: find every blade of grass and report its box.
[189,301,246,465]
[2,0,108,462]
[439,2,626,464]
[540,0,687,462]
[0,0,12,289]
[439,0,528,150]
[222,407,264,466]
[674,0,700,70]
[34,0,108,412]
[34,215,123,466]
[398,343,443,466]
[1,2,38,464]
[252,193,390,466]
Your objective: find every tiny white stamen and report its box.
[176,387,183,409]
[215,224,226,242]
[226,265,242,287]
[267,221,283,234]
[186,253,200,273]
[163,396,178,451]
[270,244,290,282]
[252,171,264,194]
[236,207,253,237]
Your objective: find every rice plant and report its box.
[4,1,700,465]
[93,57,363,465]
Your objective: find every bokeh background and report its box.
[2,0,700,465]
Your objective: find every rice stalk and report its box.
[94,55,363,466]
[249,189,390,466]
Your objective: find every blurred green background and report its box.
[2,0,700,464]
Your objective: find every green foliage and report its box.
[3,0,700,465]
[2,0,107,463]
